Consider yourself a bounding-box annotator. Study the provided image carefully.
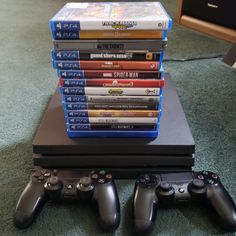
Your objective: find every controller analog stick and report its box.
[159,182,172,192]
[188,179,206,199]
[77,177,94,201]
[191,179,205,189]
[44,176,63,200]
[80,177,92,187]
[47,176,59,186]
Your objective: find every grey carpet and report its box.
[0,0,235,235]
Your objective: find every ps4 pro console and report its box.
[32,75,195,178]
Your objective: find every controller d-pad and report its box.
[43,172,51,177]
[32,171,41,178]
[37,176,44,181]
[32,171,45,182]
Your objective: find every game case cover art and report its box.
[50,2,172,31]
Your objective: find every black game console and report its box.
[32,75,195,177]
[133,171,236,235]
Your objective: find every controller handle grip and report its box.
[207,183,236,231]
[13,180,46,229]
[133,184,158,235]
[94,181,120,231]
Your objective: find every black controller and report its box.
[14,168,120,231]
[133,171,236,235]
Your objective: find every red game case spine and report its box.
[58,69,163,79]
[59,78,165,88]
[53,60,160,70]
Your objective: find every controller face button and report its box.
[202,171,208,175]
[91,174,98,179]
[212,174,218,179]
[33,172,41,178]
[106,174,112,180]
[207,179,215,185]
[98,178,105,184]
[178,188,185,193]
[99,170,106,175]
[197,175,204,180]
[192,179,205,189]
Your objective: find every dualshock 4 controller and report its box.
[133,171,236,235]
[14,168,120,231]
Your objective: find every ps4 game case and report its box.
[50,2,172,32]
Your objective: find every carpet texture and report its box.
[0,0,235,235]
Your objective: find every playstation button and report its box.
[178,188,185,193]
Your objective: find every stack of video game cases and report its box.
[49,2,172,138]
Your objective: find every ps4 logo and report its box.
[56,32,62,37]
[56,52,61,58]
[56,23,62,29]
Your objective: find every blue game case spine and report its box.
[66,128,159,138]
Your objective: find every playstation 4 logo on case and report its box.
[56,52,61,58]
[56,23,62,29]
[56,32,62,37]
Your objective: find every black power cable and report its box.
[163,54,226,62]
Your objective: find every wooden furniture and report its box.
[177,0,236,43]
